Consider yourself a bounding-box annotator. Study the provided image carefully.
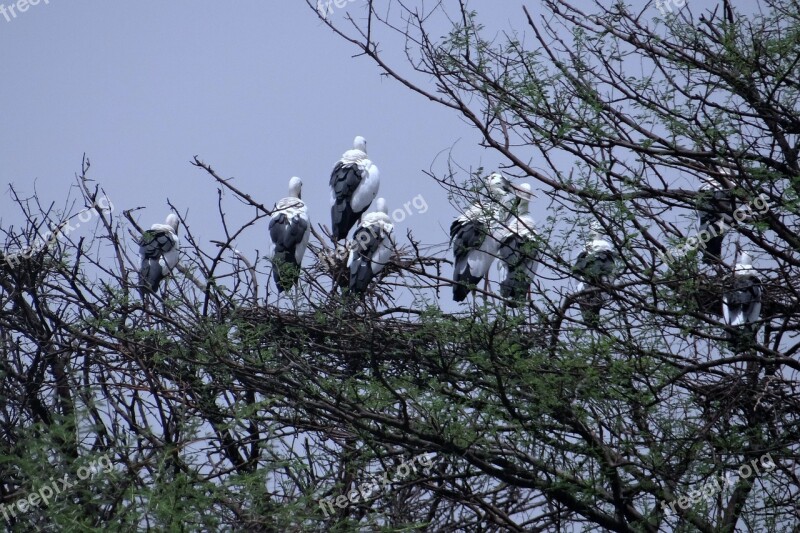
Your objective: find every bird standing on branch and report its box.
[347,197,395,294]
[497,183,540,307]
[723,251,763,352]
[573,222,618,327]
[330,136,380,241]
[270,177,310,293]
[450,172,515,302]
[139,213,180,295]
[695,168,735,264]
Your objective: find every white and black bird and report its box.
[723,252,763,351]
[347,198,395,294]
[497,183,540,307]
[330,136,380,241]
[139,213,180,294]
[573,223,618,325]
[450,172,514,302]
[270,177,310,293]
[696,169,735,264]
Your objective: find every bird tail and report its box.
[271,255,301,293]
[727,324,757,353]
[140,259,163,294]
[452,256,484,302]
[579,300,602,328]
[577,286,607,328]
[500,274,528,308]
[348,257,374,294]
[728,309,746,327]
[331,202,361,241]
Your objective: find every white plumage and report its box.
[347,197,395,293]
[330,136,380,240]
[270,177,310,293]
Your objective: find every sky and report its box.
[0,0,728,307]
[0,1,522,295]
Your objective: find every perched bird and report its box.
[696,169,735,264]
[497,183,540,307]
[139,214,180,293]
[270,177,310,293]
[573,223,618,326]
[347,198,395,294]
[723,252,763,351]
[450,172,514,302]
[330,136,380,241]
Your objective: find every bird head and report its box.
[165,214,180,234]
[288,176,303,199]
[353,136,367,153]
[485,172,513,202]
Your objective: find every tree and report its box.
[0,0,799,531]
[305,0,800,530]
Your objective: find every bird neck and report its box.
[342,149,366,162]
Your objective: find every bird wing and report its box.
[269,211,310,267]
[371,221,394,274]
[573,249,616,284]
[746,276,763,324]
[330,161,374,239]
[572,250,591,278]
[348,217,393,292]
[138,228,179,292]
[696,188,735,228]
[139,229,178,260]
[350,160,379,214]
[450,218,488,260]
[723,274,763,326]
[330,162,365,204]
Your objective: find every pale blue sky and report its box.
[0,2,509,245]
[0,1,726,304]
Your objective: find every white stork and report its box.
[330,136,380,241]
[573,223,618,325]
[497,183,540,307]
[270,177,310,293]
[696,168,735,264]
[139,213,180,293]
[347,198,395,294]
[450,172,514,302]
[723,252,763,351]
